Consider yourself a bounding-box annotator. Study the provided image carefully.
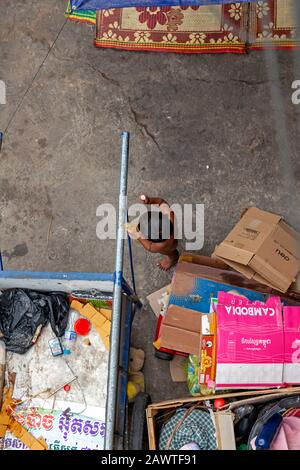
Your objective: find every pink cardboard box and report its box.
[216,292,284,388]
[283,306,300,385]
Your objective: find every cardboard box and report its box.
[158,254,300,359]
[160,305,202,355]
[169,261,268,314]
[214,207,300,293]
[146,387,300,450]
[159,258,273,357]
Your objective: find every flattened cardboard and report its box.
[147,285,171,318]
[214,411,236,450]
[160,305,202,355]
[179,253,230,270]
[214,207,300,292]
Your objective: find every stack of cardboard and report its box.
[159,255,270,356]
[213,207,300,293]
[158,208,300,392]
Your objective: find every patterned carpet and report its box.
[66,1,299,54]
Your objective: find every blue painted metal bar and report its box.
[115,297,133,438]
[127,213,136,295]
[0,270,113,281]
[0,251,3,271]
[105,131,129,450]
[71,0,252,10]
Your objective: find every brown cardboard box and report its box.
[159,256,300,357]
[160,305,202,355]
[214,207,300,293]
[146,387,300,450]
[179,253,230,270]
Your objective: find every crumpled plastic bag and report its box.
[0,289,69,354]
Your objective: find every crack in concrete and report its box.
[88,64,121,88]
[88,64,161,151]
[231,79,269,86]
[193,77,269,86]
[128,97,161,152]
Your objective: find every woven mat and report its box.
[66,1,299,53]
[249,0,299,50]
[95,4,248,53]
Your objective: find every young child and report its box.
[128,195,179,271]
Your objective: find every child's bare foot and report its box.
[157,251,179,271]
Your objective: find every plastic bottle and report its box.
[63,309,79,355]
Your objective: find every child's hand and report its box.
[140,194,149,204]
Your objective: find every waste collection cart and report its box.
[0,132,145,450]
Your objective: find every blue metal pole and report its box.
[0,250,3,271]
[105,132,129,450]
[127,213,136,295]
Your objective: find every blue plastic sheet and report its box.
[70,0,252,11]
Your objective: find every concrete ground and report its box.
[1,0,300,404]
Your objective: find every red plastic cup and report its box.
[74,318,91,336]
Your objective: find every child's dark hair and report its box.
[138,210,174,243]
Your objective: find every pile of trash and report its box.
[148,207,300,451]
[0,288,114,451]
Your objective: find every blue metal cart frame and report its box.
[0,132,140,450]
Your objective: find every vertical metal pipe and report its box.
[105,131,129,450]
[0,250,3,271]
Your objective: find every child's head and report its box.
[138,210,174,243]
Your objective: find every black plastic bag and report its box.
[0,289,69,354]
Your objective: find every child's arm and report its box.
[140,195,174,223]
[140,195,167,207]
[138,238,153,252]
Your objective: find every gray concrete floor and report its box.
[1,0,300,403]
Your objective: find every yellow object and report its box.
[179,254,193,263]
[9,419,48,450]
[102,320,111,336]
[99,308,112,321]
[127,381,140,402]
[153,338,161,350]
[99,331,110,351]
[124,223,138,233]
[130,371,145,390]
[0,386,48,450]
[70,300,84,313]
[71,301,111,351]
[126,348,145,402]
